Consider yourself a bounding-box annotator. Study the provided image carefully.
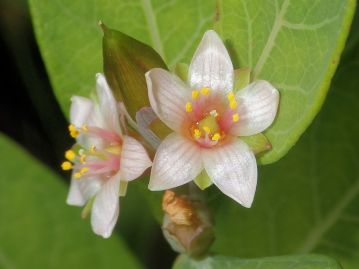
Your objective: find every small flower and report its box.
[145,30,279,207]
[63,73,152,238]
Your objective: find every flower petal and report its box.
[146,68,189,132]
[70,96,93,127]
[66,177,102,206]
[120,135,152,181]
[135,107,161,149]
[66,178,86,206]
[149,133,202,191]
[91,174,121,238]
[231,80,279,136]
[96,73,122,134]
[189,30,233,93]
[203,139,257,207]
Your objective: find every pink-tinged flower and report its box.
[145,30,279,207]
[62,73,152,238]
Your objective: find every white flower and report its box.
[62,73,152,238]
[145,30,279,207]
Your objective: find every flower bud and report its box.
[161,190,214,257]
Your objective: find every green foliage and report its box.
[29,0,216,116]
[27,1,358,267]
[0,134,143,269]
[210,29,359,269]
[217,0,355,163]
[173,254,342,269]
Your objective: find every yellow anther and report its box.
[212,133,221,141]
[80,167,89,174]
[232,113,239,122]
[227,92,235,102]
[80,154,87,164]
[193,129,201,139]
[230,100,237,110]
[61,161,72,171]
[203,126,211,134]
[90,145,97,153]
[74,172,82,179]
[81,124,89,132]
[200,87,210,95]
[68,124,76,132]
[185,102,192,112]
[192,90,199,100]
[65,150,76,161]
[68,124,79,138]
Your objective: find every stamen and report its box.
[229,100,237,110]
[90,145,97,153]
[212,133,221,141]
[106,145,122,155]
[200,87,209,95]
[80,167,89,174]
[232,113,239,122]
[65,150,76,161]
[80,154,87,164]
[193,129,201,139]
[203,126,211,134]
[191,90,199,100]
[68,124,79,138]
[61,161,72,171]
[227,92,235,102]
[74,172,82,179]
[81,124,89,132]
[185,102,193,112]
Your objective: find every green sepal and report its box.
[174,63,189,82]
[81,195,95,219]
[241,133,272,155]
[194,170,213,190]
[119,180,128,197]
[234,67,251,91]
[102,23,171,139]
[102,23,166,117]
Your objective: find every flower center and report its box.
[61,124,122,179]
[184,88,239,147]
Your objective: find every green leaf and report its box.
[173,254,342,269]
[216,0,355,163]
[0,133,143,269]
[29,0,216,116]
[210,29,359,269]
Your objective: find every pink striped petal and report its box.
[66,177,101,206]
[66,178,86,206]
[91,173,121,238]
[120,135,152,181]
[146,68,189,132]
[231,80,279,136]
[70,96,93,127]
[189,30,233,93]
[203,139,257,208]
[96,73,122,134]
[149,133,203,191]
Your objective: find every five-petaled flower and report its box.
[62,73,152,238]
[145,30,279,207]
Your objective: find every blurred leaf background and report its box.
[0,0,358,269]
